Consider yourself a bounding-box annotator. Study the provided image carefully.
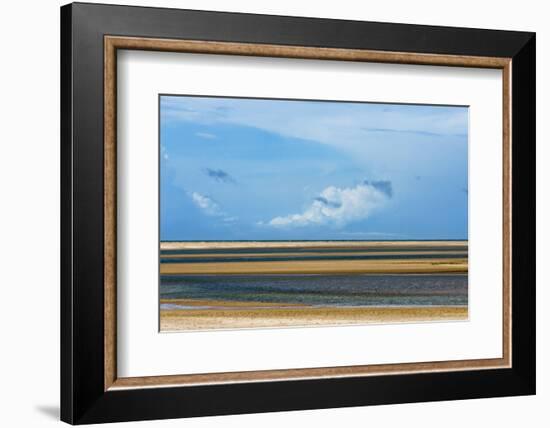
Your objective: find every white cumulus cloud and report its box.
[267,181,391,228]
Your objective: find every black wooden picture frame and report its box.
[61,2,535,424]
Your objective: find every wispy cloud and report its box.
[161,96,468,157]
[190,191,239,224]
[161,145,169,160]
[266,180,392,228]
[340,231,406,239]
[195,132,217,139]
[190,192,222,216]
[362,127,467,138]
[204,168,235,184]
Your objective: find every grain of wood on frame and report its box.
[103,36,512,391]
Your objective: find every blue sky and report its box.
[160,95,468,241]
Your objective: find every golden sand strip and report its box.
[160,250,468,259]
[160,305,468,331]
[160,258,468,275]
[161,241,468,251]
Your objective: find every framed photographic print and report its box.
[60,2,536,424]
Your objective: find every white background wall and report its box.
[0,0,546,426]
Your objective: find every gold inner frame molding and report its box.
[104,35,512,391]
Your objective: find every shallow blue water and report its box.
[160,274,468,307]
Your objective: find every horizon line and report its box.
[160,238,468,243]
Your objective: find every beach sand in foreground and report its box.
[160,300,468,331]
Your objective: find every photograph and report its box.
[159,95,469,331]
[55,2,536,424]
